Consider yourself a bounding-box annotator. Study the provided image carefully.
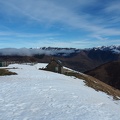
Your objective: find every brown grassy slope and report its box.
[0,69,17,76]
[85,61,120,90]
[63,69,120,100]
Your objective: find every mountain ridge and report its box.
[0,45,120,72]
[0,45,120,56]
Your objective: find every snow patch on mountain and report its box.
[92,45,120,54]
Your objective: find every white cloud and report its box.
[1,0,119,36]
[0,31,60,38]
[105,1,120,14]
[0,47,77,56]
[0,0,120,48]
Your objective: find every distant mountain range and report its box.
[0,45,120,72]
[0,45,120,56]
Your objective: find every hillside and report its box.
[0,63,120,120]
[85,61,120,90]
[0,46,120,72]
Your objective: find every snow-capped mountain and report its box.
[35,45,120,55]
[0,45,119,56]
[90,45,120,54]
[0,63,120,120]
[0,45,120,72]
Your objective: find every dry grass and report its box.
[0,69,17,76]
[64,69,120,100]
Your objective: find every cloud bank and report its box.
[0,48,78,56]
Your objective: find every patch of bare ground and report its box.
[0,69,17,76]
[64,69,120,100]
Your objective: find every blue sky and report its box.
[0,0,120,48]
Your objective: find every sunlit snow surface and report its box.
[0,63,120,120]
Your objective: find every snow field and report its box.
[0,63,120,120]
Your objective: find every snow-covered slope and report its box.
[0,63,120,120]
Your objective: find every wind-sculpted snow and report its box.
[0,63,120,120]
